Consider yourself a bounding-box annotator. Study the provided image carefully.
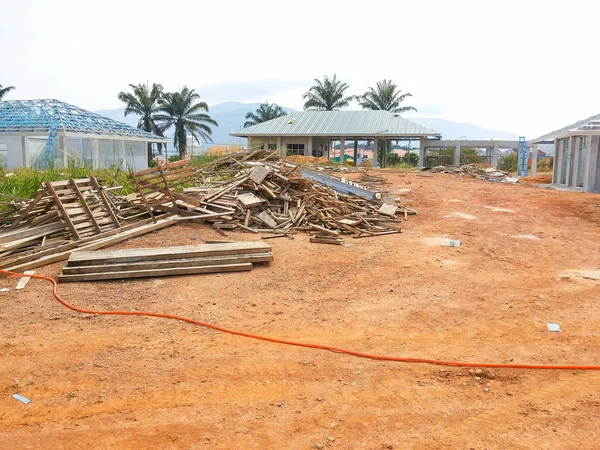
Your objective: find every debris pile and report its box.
[430,164,519,183]
[0,150,417,273]
[182,150,411,238]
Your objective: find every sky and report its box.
[1,0,600,138]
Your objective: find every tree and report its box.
[117,83,166,161]
[357,79,416,113]
[0,84,15,101]
[244,101,287,127]
[302,74,353,111]
[156,86,218,159]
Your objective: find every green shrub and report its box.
[498,152,518,172]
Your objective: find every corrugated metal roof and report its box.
[530,112,600,143]
[231,111,440,138]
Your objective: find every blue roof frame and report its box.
[0,99,166,141]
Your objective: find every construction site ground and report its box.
[1,170,599,449]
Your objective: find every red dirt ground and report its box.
[1,171,599,449]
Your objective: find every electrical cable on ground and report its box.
[2,268,599,371]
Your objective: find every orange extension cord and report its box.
[3,268,600,371]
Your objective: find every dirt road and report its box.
[1,171,599,449]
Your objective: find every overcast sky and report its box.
[2,0,599,137]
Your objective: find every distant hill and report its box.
[95,102,519,147]
[407,117,519,140]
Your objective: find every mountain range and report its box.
[96,102,519,145]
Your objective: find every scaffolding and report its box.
[0,99,168,170]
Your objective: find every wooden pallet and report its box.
[45,177,121,240]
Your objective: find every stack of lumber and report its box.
[58,241,273,282]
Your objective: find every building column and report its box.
[91,139,99,170]
[276,136,282,157]
[339,138,345,164]
[570,139,581,187]
[373,137,379,167]
[306,136,313,157]
[453,140,461,166]
[59,134,68,167]
[118,139,126,169]
[353,139,358,167]
[566,136,577,186]
[583,135,599,192]
[552,140,560,184]
[531,143,539,176]
[20,136,28,167]
[491,143,499,168]
[418,137,425,167]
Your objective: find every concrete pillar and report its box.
[531,144,539,176]
[552,140,560,184]
[20,136,28,167]
[306,136,313,157]
[570,138,581,187]
[583,135,599,192]
[373,137,379,167]
[276,136,282,157]
[453,140,461,166]
[118,139,126,169]
[566,136,576,186]
[59,134,68,167]
[339,138,345,164]
[91,139,99,170]
[418,137,425,167]
[491,143,499,168]
[353,139,358,167]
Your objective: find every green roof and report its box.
[231,110,440,138]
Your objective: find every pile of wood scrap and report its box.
[57,241,272,282]
[181,151,412,238]
[429,164,518,183]
[0,177,171,271]
[359,172,387,184]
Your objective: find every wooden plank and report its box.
[15,270,36,290]
[45,182,80,239]
[6,217,176,272]
[69,179,102,233]
[0,222,65,244]
[67,241,272,266]
[248,165,270,183]
[309,223,340,236]
[90,177,121,229]
[237,192,265,208]
[256,211,277,229]
[378,203,398,217]
[128,159,191,178]
[58,263,253,282]
[62,252,272,274]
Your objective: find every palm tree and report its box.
[117,83,166,161]
[156,86,218,159]
[0,84,15,101]
[357,79,416,113]
[244,101,287,127]
[302,74,353,111]
[358,80,417,167]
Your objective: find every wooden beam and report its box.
[58,263,253,282]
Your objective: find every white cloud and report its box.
[2,0,599,138]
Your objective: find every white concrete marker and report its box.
[15,270,36,290]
